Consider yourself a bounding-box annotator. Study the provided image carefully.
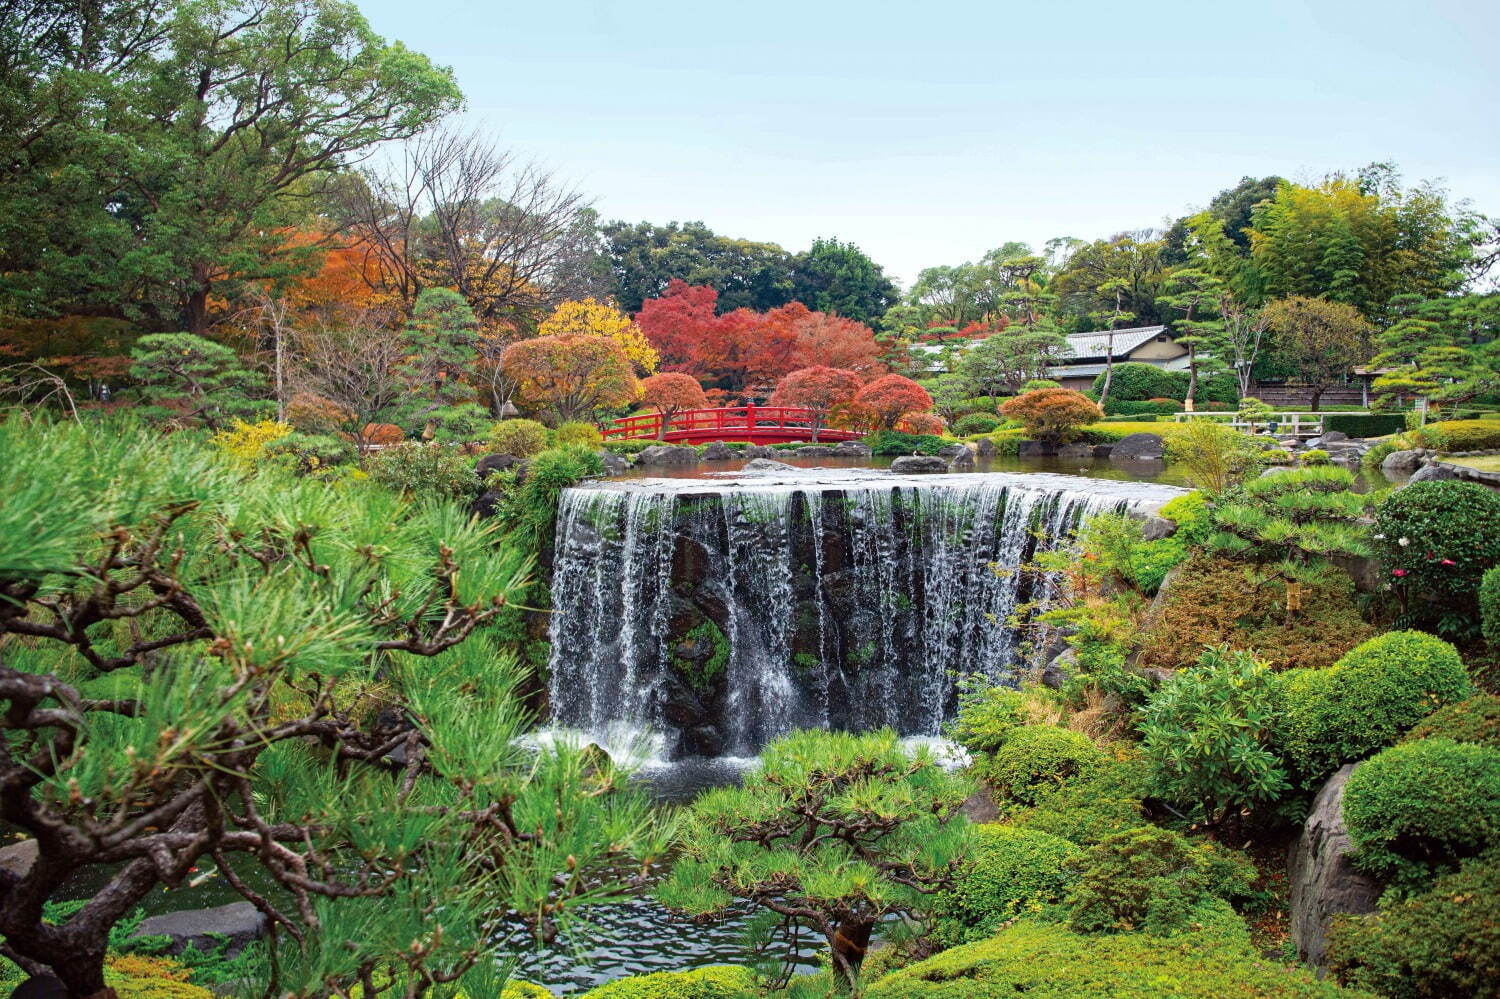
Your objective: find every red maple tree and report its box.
[852,374,934,431]
[769,366,862,442]
[640,372,710,439]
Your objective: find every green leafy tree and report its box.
[1208,466,1372,570]
[958,325,1067,395]
[1263,296,1371,410]
[1139,646,1290,828]
[0,0,463,331]
[0,420,659,998]
[1156,268,1225,410]
[790,237,899,326]
[128,332,267,428]
[1371,293,1500,413]
[657,729,972,991]
[1051,233,1170,332]
[600,220,795,313]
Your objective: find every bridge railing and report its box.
[603,404,848,441]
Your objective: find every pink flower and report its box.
[1441,559,1457,566]
[1392,569,1408,577]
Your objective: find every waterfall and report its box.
[547,470,1185,758]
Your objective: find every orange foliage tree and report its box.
[640,372,710,439]
[769,366,862,442]
[853,374,934,431]
[502,334,640,421]
[999,388,1103,446]
[897,413,947,436]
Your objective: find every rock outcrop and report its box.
[1288,763,1382,969]
[133,901,269,958]
[1108,433,1166,461]
[635,445,701,466]
[890,455,949,474]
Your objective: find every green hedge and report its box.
[1326,853,1500,999]
[1403,693,1500,748]
[1342,738,1500,890]
[936,825,1079,942]
[1324,413,1406,438]
[982,726,1105,807]
[1374,480,1500,604]
[1276,631,1471,785]
[866,912,1361,999]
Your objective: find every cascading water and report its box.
[547,469,1185,759]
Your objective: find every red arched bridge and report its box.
[602,405,863,444]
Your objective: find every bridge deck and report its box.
[604,405,861,444]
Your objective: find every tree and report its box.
[640,372,708,438]
[128,333,267,429]
[0,0,463,332]
[1248,171,1475,319]
[926,372,979,422]
[396,288,485,436]
[657,729,971,990]
[538,298,659,374]
[958,325,1067,396]
[1370,293,1500,414]
[0,420,656,999]
[1089,278,1137,408]
[853,374,934,431]
[1217,291,1270,399]
[601,220,795,314]
[335,126,595,324]
[790,237,899,326]
[769,366,862,441]
[1156,268,1226,410]
[290,320,408,443]
[999,388,1102,447]
[502,334,640,421]
[634,279,723,373]
[1263,296,1371,410]
[1051,233,1170,332]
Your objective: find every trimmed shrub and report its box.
[952,412,1001,436]
[1300,448,1330,465]
[1402,693,1500,748]
[419,402,492,442]
[578,966,754,998]
[1093,363,1182,402]
[982,726,1105,807]
[1011,752,1153,847]
[950,686,1054,755]
[866,914,1360,999]
[1482,565,1500,647]
[1103,398,1180,416]
[1326,852,1500,999]
[488,418,550,458]
[1342,738,1500,889]
[936,825,1079,942]
[1324,413,1406,438]
[1374,479,1500,602]
[602,438,655,455]
[1064,826,1257,935]
[1136,556,1375,672]
[1000,389,1103,446]
[1277,631,1472,784]
[1411,418,1500,451]
[1021,378,1063,392]
[1157,491,1212,548]
[264,431,356,473]
[1140,646,1289,826]
[554,421,604,448]
[865,430,947,456]
[366,443,478,498]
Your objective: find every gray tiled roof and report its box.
[1061,326,1168,361]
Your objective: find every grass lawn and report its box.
[1446,455,1500,473]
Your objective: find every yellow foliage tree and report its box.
[539,299,659,374]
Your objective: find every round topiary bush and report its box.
[953,412,1002,436]
[981,726,1105,807]
[1482,565,1500,647]
[366,442,479,498]
[488,418,550,458]
[936,825,1079,942]
[1342,737,1500,889]
[1375,480,1500,601]
[1326,853,1500,999]
[1092,363,1183,402]
[554,421,604,449]
[1277,630,1472,784]
[1402,693,1500,748]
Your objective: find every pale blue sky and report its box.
[358,0,1498,287]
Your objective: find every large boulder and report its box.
[700,441,734,461]
[1055,443,1093,459]
[1017,440,1054,457]
[0,838,37,878]
[948,449,976,472]
[474,453,522,481]
[1380,449,1423,475]
[1307,431,1349,447]
[791,445,836,457]
[598,450,630,475]
[1288,763,1382,969]
[1405,462,1458,484]
[470,489,505,519]
[1140,515,1177,541]
[740,444,777,459]
[973,437,997,458]
[133,901,268,958]
[832,440,873,457]
[890,455,949,474]
[1108,433,1166,461]
[936,443,969,459]
[635,445,700,466]
[742,457,799,472]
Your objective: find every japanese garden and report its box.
[2,2,1499,998]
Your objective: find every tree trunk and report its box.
[1309,384,1324,412]
[657,412,667,440]
[1099,343,1115,408]
[827,918,874,992]
[1184,345,1198,413]
[51,947,116,999]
